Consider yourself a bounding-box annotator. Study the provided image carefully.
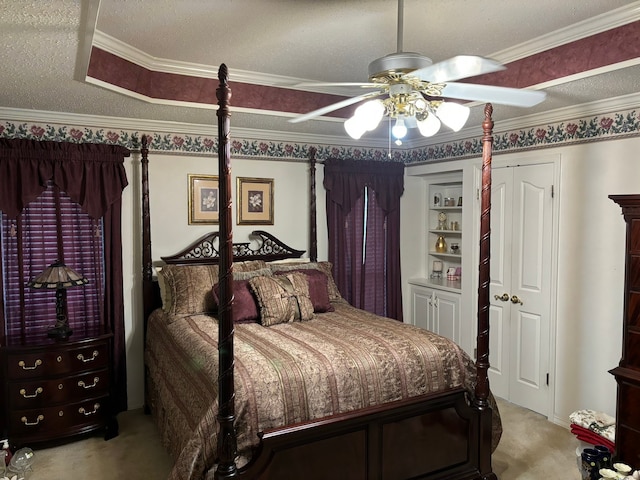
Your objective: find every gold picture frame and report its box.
[188,174,219,224]
[237,177,274,225]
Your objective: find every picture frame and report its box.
[236,177,274,225]
[188,174,219,225]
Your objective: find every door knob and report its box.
[511,295,523,305]
[494,293,509,302]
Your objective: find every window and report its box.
[324,158,404,321]
[1,181,104,339]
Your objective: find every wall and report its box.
[122,152,328,409]
[403,135,640,428]
[2,107,639,427]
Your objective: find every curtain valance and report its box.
[0,139,130,219]
[323,158,404,214]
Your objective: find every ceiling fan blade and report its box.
[294,82,379,88]
[441,82,547,107]
[407,55,506,83]
[288,91,384,123]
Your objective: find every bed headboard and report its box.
[160,230,305,265]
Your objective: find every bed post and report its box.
[215,64,238,479]
[140,135,153,335]
[475,103,497,480]
[309,147,318,263]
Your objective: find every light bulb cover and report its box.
[344,115,366,139]
[391,117,408,139]
[355,100,385,131]
[436,102,470,132]
[416,113,441,137]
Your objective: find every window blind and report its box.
[1,182,104,337]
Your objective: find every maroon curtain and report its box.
[324,158,404,321]
[0,138,130,413]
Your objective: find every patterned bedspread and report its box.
[145,300,501,480]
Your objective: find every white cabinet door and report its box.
[432,289,461,345]
[410,284,460,345]
[410,285,433,331]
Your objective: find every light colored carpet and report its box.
[20,397,579,479]
[493,397,580,479]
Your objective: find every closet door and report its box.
[488,163,554,416]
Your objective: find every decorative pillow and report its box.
[212,280,260,323]
[269,261,342,301]
[249,272,314,326]
[234,260,268,272]
[275,269,334,313]
[232,267,272,281]
[158,264,219,315]
[155,267,172,312]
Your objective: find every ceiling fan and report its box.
[289,0,546,141]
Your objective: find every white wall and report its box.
[122,154,327,409]
[402,136,640,428]
[122,135,639,427]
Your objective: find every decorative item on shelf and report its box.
[458,196,463,206]
[433,193,442,208]
[450,243,459,254]
[431,260,443,279]
[444,197,456,207]
[27,260,88,339]
[437,211,447,230]
[435,235,447,253]
[446,267,457,280]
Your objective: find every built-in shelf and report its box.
[427,178,463,292]
[429,252,462,259]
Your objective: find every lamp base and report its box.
[47,324,73,339]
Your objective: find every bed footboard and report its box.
[241,389,494,480]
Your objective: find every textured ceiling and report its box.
[1,0,639,145]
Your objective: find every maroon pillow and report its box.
[212,280,260,323]
[275,268,334,313]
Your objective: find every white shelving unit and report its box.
[427,181,463,291]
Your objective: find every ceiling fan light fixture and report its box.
[355,99,385,131]
[391,116,408,140]
[436,102,470,132]
[344,115,367,139]
[416,112,441,137]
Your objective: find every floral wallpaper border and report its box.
[1,107,638,164]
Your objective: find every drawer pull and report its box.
[77,350,99,363]
[79,403,100,416]
[78,377,100,389]
[21,414,44,426]
[18,359,42,370]
[19,387,43,398]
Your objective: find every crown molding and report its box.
[91,3,640,91]
[492,2,640,63]
[0,106,389,149]
[91,31,354,96]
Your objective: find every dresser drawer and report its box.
[9,396,109,440]
[6,342,109,380]
[8,368,110,409]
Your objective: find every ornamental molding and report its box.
[1,98,639,164]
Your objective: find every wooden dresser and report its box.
[1,326,117,447]
[610,195,640,466]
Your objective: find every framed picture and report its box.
[188,174,219,224]
[237,177,274,225]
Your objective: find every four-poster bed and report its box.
[140,65,499,479]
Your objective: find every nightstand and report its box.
[1,326,118,447]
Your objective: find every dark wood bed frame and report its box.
[140,64,497,479]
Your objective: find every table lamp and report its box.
[27,260,88,339]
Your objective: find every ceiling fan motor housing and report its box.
[368,52,433,81]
